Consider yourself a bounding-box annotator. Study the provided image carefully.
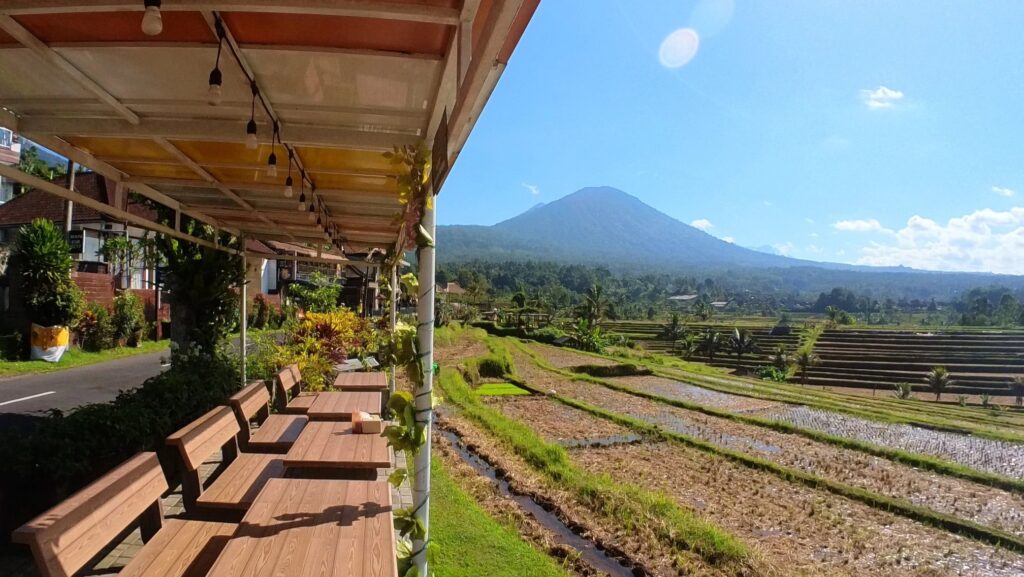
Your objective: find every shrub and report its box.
[10,218,83,327]
[275,308,375,391]
[111,291,145,344]
[755,366,788,382]
[0,349,241,542]
[571,363,652,378]
[290,271,342,313]
[78,303,114,351]
[893,382,914,400]
[252,294,271,329]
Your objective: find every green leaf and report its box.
[388,468,409,488]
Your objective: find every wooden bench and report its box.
[166,406,285,515]
[274,363,317,414]
[228,381,307,453]
[12,452,236,577]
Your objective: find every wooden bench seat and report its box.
[11,452,235,577]
[228,381,307,453]
[166,406,284,515]
[274,364,318,414]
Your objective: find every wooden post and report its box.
[412,201,436,576]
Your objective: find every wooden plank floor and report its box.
[284,422,391,470]
[306,392,382,421]
[204,478,397,577]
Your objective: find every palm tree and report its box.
[730,328,758,366]
[700,329,722,362]
[1014,376,1024,408]
[660,313,686,342]
[770,345,790,372]
[578,284,609,327]
[824,306,840,323]
[794,350,819,386]
[675,334,699,360]
[925,366,953,401]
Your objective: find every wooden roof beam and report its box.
[0,1,460,25]
[18,116,419,149]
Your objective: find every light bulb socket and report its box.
[284,175,294,198]
[141,2,163,36]
[245,119,258,150]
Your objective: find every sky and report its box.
[438,0,1024,275]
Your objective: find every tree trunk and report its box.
[169,300,193,354]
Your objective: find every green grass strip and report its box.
[431,454,572,577]
[499,344,1024,554]
[513,340,1024,495]
[437,364,751,569]
[0,341,170,378]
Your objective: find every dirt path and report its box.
[513,344,1024,538]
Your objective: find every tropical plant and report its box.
[1012,376,1024,408]
[729,328,758,366]
[980,393,992,409]
[78,303,114,351]
[290,271,342,313]
[699,328,722,362]
[674,334,699,359]
[98,235,141,285]
[793,350,820,386]
[577,284,609,326]
[111,291,145,345]
[16,146,65,194]
[893,382,914,400]
[568,319,606,352]
[511,289,527,309]
[252,294,271,329]
[769,345,791,372]
[925,366,953,401]
[10,218,84,327]
[755,366,787,382]
[659,312,686,342]
[155,223,244,353]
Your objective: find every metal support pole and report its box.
[63,160,75,233]
[412,201,436,576]
[239,245,247,387]
[389,265,398,394]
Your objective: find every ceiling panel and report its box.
[0,48,96,100]
[67,136,178,162]
[15,12,214,44]
[224,13,451,55]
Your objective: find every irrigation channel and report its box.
[616,375,1024,479]
[437,427,637,577]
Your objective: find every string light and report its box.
[207,21,224,105]
[284,149,294,197]
[141,0,163,36]
[266,122,278,177]
[307,202,316,222]
[245,81,258,150]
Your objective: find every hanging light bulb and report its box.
[266,151,277,178]
[284,175,293,198]
[245,119,257,150]
[207,24,224,105]
[307,202,316,222]
[316,213,322,226]
[297,191,306,212]
[141,0,163,36]
[245,81,258,149]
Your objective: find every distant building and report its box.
[0,128,22,204]
[439,282,467,295]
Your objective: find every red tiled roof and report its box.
[0,172,155,227]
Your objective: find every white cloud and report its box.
[721,236,735,244]
[860,86,904,109]
[809,232,819,238]
[659,28,700,68]
[993,186,1016,198]
[832,218,893,234]
[854,207,1024,274]
[773,242,794,256]
[806,244,823,254]
[762,200,773,207]
[521,183,540,196]
[690,218,714,231]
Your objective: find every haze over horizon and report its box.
[437,0,1024,276]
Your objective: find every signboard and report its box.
[67,230,83,254]
[277,260,293,282]
[430,108,450,194]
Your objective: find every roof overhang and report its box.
[0,0,539,256]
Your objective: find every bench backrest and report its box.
[229,380,271,423]
[166,406,240,472]
[274,364,301,401]
[12,452,167,577]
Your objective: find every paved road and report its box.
[0,350,169,416]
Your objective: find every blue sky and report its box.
[438,0,1024,275]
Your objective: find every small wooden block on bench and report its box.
[12,452,235,577]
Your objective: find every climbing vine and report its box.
[382,142,434,577]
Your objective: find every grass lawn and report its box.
[0,340,170,378]
[474,382,531,396]
[430,455,571,577]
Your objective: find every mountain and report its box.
[439,186,822,270]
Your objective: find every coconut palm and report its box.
[700,329,722,362]
[1011,376,1024,408]
[794,350,819,386]
[925,366,953,401]
[770,345,791,372]
[660,313,686,342]
[578,284,609,327]
[730,328,758,366]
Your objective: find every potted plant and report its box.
[10,219,84,362]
